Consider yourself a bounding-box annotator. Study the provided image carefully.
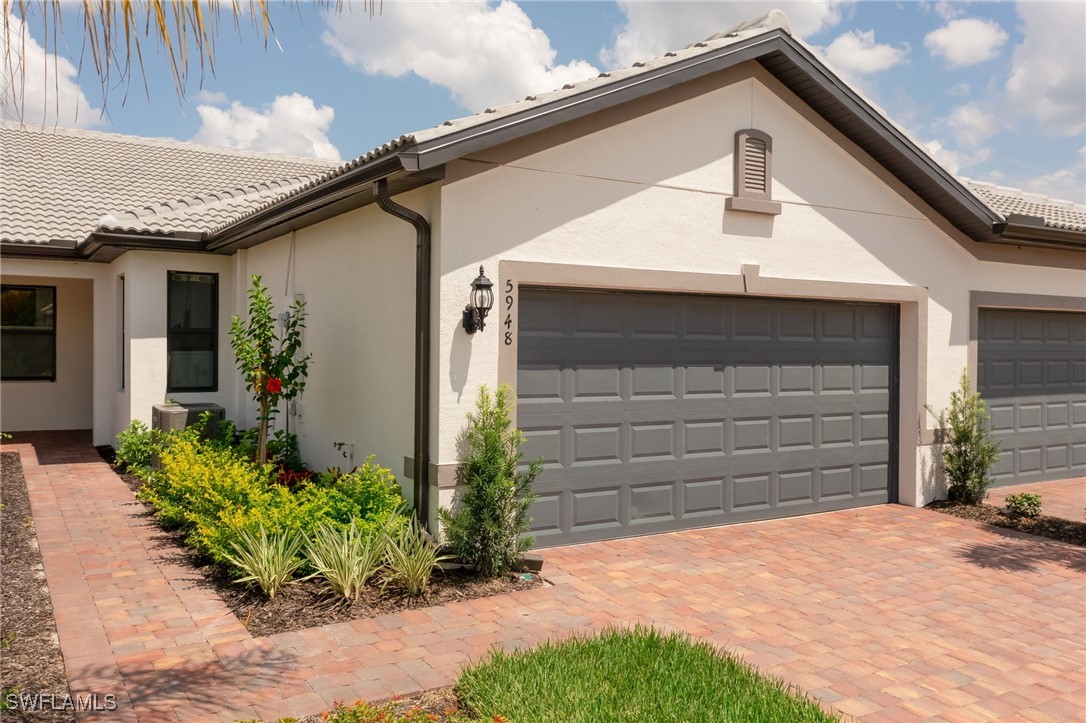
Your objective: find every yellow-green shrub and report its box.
[137,436,409,580]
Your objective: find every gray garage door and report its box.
[978,308,1086,486]
[517,288,899,547]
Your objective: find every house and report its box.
[2,11,1084,547]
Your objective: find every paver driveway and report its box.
[4,434,1084,722]
[988,477,1086,523]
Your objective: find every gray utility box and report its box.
[151,403,225,438]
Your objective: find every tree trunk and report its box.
[257,399,269,464]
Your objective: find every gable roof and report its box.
[207,10,1081,254]
[0,120,336,247]
[2,11,1083,260]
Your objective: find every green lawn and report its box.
[455,625,839,722]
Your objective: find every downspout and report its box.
[373,179,432,526]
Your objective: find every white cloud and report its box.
[922,138,990,176]
[946,102,1000,147]
[0,14,101,127]
[924,18,1007,67]
[922,1,968,22]
[322,1,598,113]
[191,93,341,160]
[1017,147,1086,205]
[195,89,229,105]
[820,30,909,76]
[1005,2,1085,136]
[600,1,851,68]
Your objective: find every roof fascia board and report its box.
[207,153,408,253]
[773,40,1004,228]
[83,232,207,261]
[412,33,784,169]
[0,241,83,260]
[993,222,1086,251]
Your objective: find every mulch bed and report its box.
[1,452,75,722]
[94,447,544,639]
[927,499,1086,547]
[297,687,464,722]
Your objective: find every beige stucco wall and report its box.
[1,270,96,432]
[108,252,240,436]
[433,63,1086,508]
[241,186,433,494]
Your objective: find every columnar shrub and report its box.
[439,384,542,577]
[928,370,1000,504]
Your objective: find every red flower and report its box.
[265,377,283,394]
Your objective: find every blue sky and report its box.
[4,1,1084,202]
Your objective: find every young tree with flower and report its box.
[229,276,310,464]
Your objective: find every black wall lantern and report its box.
[462,265,494,334]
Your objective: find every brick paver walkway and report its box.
[988,477,1086,523]
[4,434,1084,722]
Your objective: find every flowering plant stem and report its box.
[229,275,310,464]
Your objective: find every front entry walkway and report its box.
[4,435,1084,722]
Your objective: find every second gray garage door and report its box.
[517,288,899,547]
[978,308,1086,486]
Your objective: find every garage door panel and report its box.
[518,288,898,546]
[979,308,1086,486]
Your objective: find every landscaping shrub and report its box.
[229,275,311,464]
[1004,492,1043,519]
[314,456,407,525]
[138,434,409,581]
[927,370,1000,504]
[456,625,837,722]
[114,419,166,473]
[439,384,542,577]
[382,515,449,596]
[305,520,386,601]
[221,525,305,600]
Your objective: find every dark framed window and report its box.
[167,272,218,392]
[1,285,57,381]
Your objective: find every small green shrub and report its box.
[382,515,449,596]
[305,520,386,601]
[114,419,166,472]
[927,370,1000,505]
[440,384,542,577]
[316,456,407,524]
[221,525,305,599]
[1004,492,1043,519]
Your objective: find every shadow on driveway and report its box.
[956,525,1086,573]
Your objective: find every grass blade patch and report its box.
[456,625,838,722]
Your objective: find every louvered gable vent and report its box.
[725,129,782,215]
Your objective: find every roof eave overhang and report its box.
[0,240,82,260]
[991,216,1086,251]
[206,153,415,253]
[81,231,207,262]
